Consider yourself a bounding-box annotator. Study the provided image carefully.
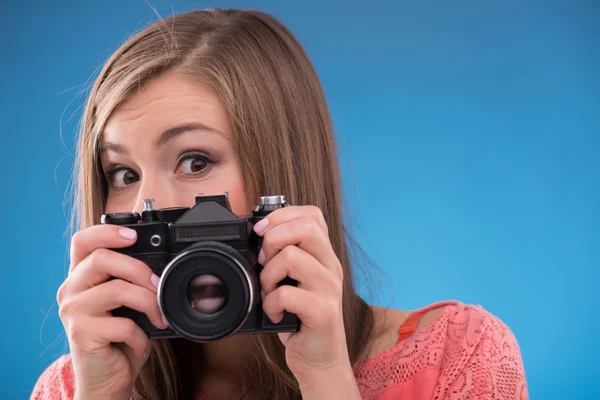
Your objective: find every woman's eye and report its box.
[107,168,139,188]
[177,153,212,175]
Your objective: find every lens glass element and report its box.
[187,274,228,314]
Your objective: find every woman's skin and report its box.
[57,72,443,400]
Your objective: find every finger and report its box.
[253,205,328,236]
[260,217,341,276]
[69,315,149,359]
[260,246,336,294]
[70,224,138,272]
[262,285,340,329]
[62,248,157,300]
[63,279,167,330]
[117,341,153,375]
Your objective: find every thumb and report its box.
[277,332,292,347]
[120,341,152,378]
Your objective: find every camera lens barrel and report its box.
[157,241,256,341]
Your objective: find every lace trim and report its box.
[353,302,528,400]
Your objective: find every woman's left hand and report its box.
[253,205,359,395]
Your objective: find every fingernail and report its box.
[150,274,160,289]
[162,314,169,328]
[119,228,137,240]
[253,218,269,234]
[258,249,265,265]
[261,290,266,301]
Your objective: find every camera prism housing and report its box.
[101,193,300,341]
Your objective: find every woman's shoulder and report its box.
[361,300,518,359]
[354,300,528,400]
[31,354,75,400]
[360,301,479,359]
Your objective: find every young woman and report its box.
[33,9,528,400]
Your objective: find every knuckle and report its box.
[324,270,338,286]
[310,205,324,221]
[300,217,318,235]
[115,278,128,290]
[309,206,328,230]
[132,257,148,273]
[109,279,128,298]
[58,298,73,320]
[323,272,342,297]
[121,318,138,338]
[281,245,300,264]
[67,320,84,343]
[56,282,67,306]
[70,231,83,249]
[262,296,273,313]
[58,304,67,321]
[325,300,340,319]
[88,248,109,267]
[259,271,275,291]
[332,277,343,296]
[276,285,290,304]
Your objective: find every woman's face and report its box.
[101,73,249,216]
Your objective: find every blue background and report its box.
[1,1,598,399]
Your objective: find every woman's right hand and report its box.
[57,224,168,400]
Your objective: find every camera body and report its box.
[101,193,299,341]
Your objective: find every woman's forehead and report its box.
[103,74,231,141]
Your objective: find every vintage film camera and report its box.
[101,193,300,341]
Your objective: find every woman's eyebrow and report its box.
[100,122,225,154]
[100,141,128,154]
[153,122,225,147]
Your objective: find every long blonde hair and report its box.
[72,8,375,399]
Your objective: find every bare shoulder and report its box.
[364,305,449,359]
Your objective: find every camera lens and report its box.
[158,241,257,341]
[187,274,228,314]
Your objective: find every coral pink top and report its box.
[31,301,528,399]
